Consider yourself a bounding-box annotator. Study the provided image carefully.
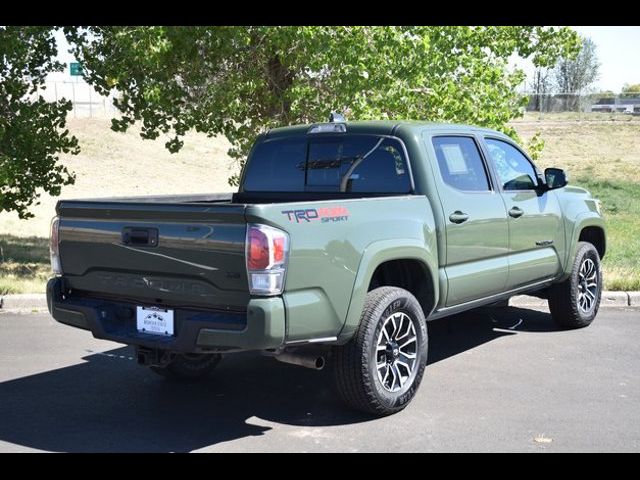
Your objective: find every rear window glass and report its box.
[242,135,411,193]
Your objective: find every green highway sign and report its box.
[70,62,83,76]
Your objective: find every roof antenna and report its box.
[329,111,346,123]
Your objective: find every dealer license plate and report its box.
[136,306,174,336]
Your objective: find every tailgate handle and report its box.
[122,227,158,247]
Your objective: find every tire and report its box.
[150,353,222,380]
[334,286,428,416]
[548,241,602,329]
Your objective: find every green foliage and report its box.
[591,90,616,102]
[0,26,79,219]
[526,132,545,161]
[621,83,640,98]
[65,26,579,185]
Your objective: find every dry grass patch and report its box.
[0,118,236,239]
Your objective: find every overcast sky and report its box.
[52,26,640,93]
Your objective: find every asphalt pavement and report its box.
[0,305,638,452]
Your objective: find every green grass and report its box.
[573,179,640,291]
[513,118,640,291]
[0,235,51,295]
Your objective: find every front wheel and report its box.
[548,241,602,329]
[334,287,428,416]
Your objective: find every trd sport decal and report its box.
[282,207,350,223]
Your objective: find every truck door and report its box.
[428,135,510,306]
[481,137,564,289]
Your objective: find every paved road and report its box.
[1,306,638,452]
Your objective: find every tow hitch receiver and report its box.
[136,346,172,367]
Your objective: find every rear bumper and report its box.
[46,277,285,353]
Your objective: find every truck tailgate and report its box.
[56,200,250,310]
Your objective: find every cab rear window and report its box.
[242,135,411,193]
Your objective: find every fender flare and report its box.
[559,212,606,282]
[337,238,439,343]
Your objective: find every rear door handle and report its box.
[449,211,470,224]
[508,207,524,218]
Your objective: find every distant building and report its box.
[591,97,640,114]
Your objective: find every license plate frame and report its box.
[136,306,175,336]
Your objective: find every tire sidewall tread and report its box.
[334,286,428,416]
[548,241,602,329]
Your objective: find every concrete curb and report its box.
[0,294,48,311]
[601,291,631,307]
[509,291,632,308]
[508,295,548,308]
[1,291,638,312]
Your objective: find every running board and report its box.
[429,278,555,320]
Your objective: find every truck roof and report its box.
[264,120,510,139]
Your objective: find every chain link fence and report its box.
[33,80,119,118]
[521,92,640,121]
[32,82,640,122]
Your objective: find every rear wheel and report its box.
[150,353,222,380]
[548,241,602,329]
[334,287,428,416]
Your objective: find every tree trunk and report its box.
[266,55,293,120]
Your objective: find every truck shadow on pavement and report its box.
[0,306,556,452]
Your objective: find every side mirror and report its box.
[544,168,568,190]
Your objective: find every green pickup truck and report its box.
[47,116,606,415]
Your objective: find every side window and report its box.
[432,136,490,192]
[485,138,538,191]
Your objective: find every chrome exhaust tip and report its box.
[275,352,325,370]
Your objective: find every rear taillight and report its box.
[50,216,62,275]
[246,224,289,295]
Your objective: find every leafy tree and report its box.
[66,26,579,185]
[529,67,553,112]
[590,90,615,105]
[621,83,640,98]
[0,26,79,219]
[553,36,600,110]
[0,26,580,218]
